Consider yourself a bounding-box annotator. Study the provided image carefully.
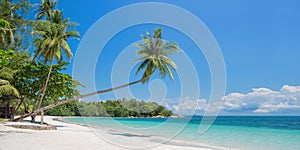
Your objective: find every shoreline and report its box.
[0,116,225,150]
[58,117,227,150]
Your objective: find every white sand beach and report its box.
[0,116,224,150]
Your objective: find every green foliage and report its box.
[0,19,14,48]
[0,49,83,116]
[13,60,83,108]
[0,50,19,97]
[0,0,30,22]
[76,98,173,117]
[32,1,80,63]
[35,0,58,20]
[0,0,31,50]
[0,74,19,97]
[0,0,83,119]
[32,13,80,62]
[44,101,79,116]
[0,49,15,67]
[31,1,80,115]
[1,0,180,121]
[135,28,181,83]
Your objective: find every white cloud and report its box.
[254,102,300,113]
[281,85,300,93]
[223,85,300,113]
[172,97,208,115]
[169,85,300,115]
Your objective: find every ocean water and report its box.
[63,116,300,150]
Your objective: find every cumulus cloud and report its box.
[223,85,300,113]
[169,85,300,115]
[172,97,208,115]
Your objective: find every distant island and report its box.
[44,98,173,118]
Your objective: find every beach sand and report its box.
[0,116,223,150]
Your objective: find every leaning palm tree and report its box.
[32,10,79,120]
[13,28,181,121]
[35,0,58,20]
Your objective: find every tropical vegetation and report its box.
[78,98,173,117]
[47,98,173,117]
[0,0,180,121]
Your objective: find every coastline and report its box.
[0,116,225,150]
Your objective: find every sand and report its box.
[0,116,224,150]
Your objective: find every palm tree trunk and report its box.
[30,85,43,122]
[38,59,53,110]
[12,78,145,122]
[23,98,29,113]
[13,98,22,115]
[32,57,54,123]
[34,84,44,111]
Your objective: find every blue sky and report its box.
[30,0,300,115]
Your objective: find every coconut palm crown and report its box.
[32,10,79,62]
[135,28,181,83]
[35,0,58,20]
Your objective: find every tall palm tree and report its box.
[32,10,79,118]
[35,0,58,20]
[13,28,180,121]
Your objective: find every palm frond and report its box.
[134,28,180,82]
[0,84,19,97]
[0,79,9,85]
[32,8,77,63]
[61,40,72,58]
[163,63,175,82]
[65,30,80,39]
[159,55,177,70]
[135,59,149,75]
[142,62,155,83]
[134,55,150,63]
[0,68,14,80]
[55,46,61,60]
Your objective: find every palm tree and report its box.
[35,0,58,20]
[0,78,19,97]
[0,78,19,118]
[13,28,181,121]
[0,68,19,118]
[32,10,79,121]
[0,18,14,49]
[135,28,180,83]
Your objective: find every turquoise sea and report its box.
[63,116,300,150]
